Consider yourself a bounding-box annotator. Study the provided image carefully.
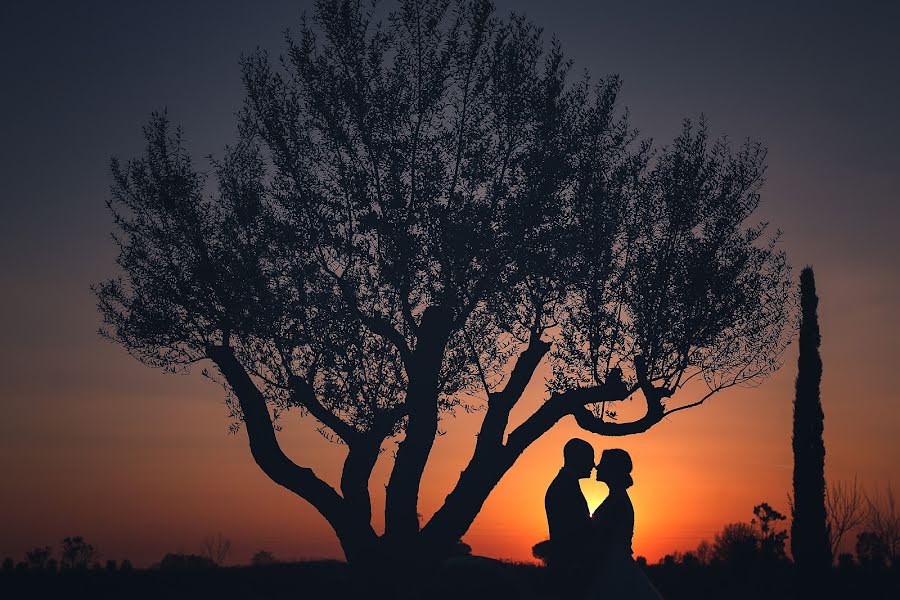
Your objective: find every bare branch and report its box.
[826,476,865,560]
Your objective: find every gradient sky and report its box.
[1,1,898,567]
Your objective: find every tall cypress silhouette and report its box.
[791,267,830,576]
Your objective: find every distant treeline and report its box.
[4,491,897,599]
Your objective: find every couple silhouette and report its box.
[544,440,663,600]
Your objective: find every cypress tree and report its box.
[791,267,830,576]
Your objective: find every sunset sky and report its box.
[1,1,898,567]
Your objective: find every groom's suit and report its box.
[545,468,591,567]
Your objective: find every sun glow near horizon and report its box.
[3,325,891,567]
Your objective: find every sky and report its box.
[1,0,898,566]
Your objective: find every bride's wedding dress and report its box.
[586,488,663,600]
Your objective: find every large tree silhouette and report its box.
[94,0,793,566]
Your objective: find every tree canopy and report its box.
[94,0,793,565]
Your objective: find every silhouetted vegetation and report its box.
[653,502,790,570]
[60,536,98,571]
[531,539,551,565]
[201,532,232,566]
[451,539,473,557]
[250,550,277,567]
[826,476,866,561]
[2,553,897,600]
[158,553,218,570]
[650,503,898,599]
[94,0,793,573]
[857,484,900,568]
[791,266,830,581]
[2,512,897,599]
[25,546,53,572]
[753,502,790,562]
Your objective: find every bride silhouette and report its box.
[587,449,663,600]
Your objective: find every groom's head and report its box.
[562,438,595,479]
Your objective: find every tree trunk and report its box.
[384,306,452,545]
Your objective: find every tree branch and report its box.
[477,335,551,450]
[335,277,413,365]
[505,370,633,457]
[423,359,636,548]
[341,438,381,527]
[288,374,360,444]
[206,345,348,529]
[420,333,551,547]
[569,354,673,436]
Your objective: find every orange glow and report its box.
[1,283,898,566]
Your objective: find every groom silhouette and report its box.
[545,438,595,596]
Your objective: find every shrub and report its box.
[158,553,217,570]
[251,550,276,567]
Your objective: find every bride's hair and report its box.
[596,448,634,488]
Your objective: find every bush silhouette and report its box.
[251,550,276,567]
[856,531,890,569]
[158,553,217,570]
[25,546,52,572]
[531,540,551,566]
[713,522,759,565]
[60,536,98,571]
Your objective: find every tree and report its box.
[60,537,98,571]
[25,546,52,572]
[694,540,713,565]
[752,502,788,561]
[201,533,232,566]
[94,0,793,568]
[251,550,277,567]
[790,267,830,574]
[863,484,899,567]
[710,503,789,567]
[158,553,217,570]
[856,531,889,569]
[826,476,866,561]
[712,522,759,565]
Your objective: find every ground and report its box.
[1,559,898,599]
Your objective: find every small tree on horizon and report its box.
[791,267,830,575]
[251,550,277,567]
[861,484,900,567]
[201,533,232,566]
[60,536,98,571]
[94,0,794,568]
[826,476,866,560]
[712,522,758,565]
[752,502,789,561]
[25,546,53,572]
